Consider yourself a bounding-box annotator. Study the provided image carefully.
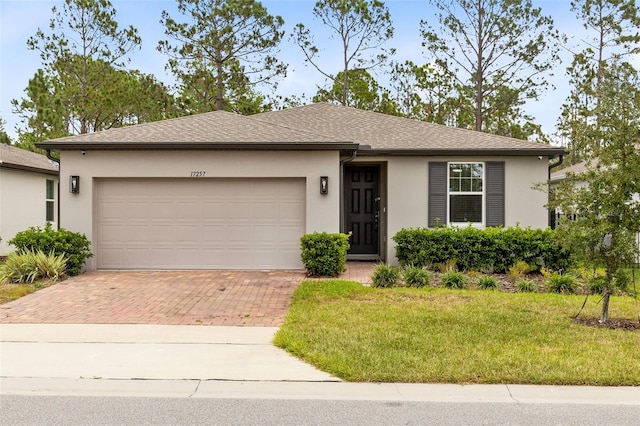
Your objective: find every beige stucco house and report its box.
[36,103,565,271]
[0,144,59,255]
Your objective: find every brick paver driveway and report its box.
[0,270,306,326]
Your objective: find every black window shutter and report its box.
[428,162,447,227]
[485,161,505,227]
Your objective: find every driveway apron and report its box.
[0,270,306,326]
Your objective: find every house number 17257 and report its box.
[190,171,206,177]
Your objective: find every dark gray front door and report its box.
[345,165,380,255]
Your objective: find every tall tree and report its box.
[390,60,548,140]
[116,70,180,126]
[12,59,174,144]
[313,69,399,115]
[420,0,561,134]
[558,0,640,161]
[293,0,394,107]
[17,0,141,137]
[391,60,476,126]
[549,60,640,323]
[0,117,12,145]
[12,68,69,147]
[158,0,286,113]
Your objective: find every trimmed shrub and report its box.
[300,232,350,277]
[587,269,632,295]
[392,226,573,273]
[547,273,578,294]
[442,271,468,289]
[477,275,499,290]
[614,269,632,292]
[372,263,399,288]
[508,260,533,281]
[588,276,607,295]
[9,223,92,276]
[402,266,430,288]
[0,250,66,284]
[516,278,536,293]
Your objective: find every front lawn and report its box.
[274,280,640,385]
[0,281,54,304]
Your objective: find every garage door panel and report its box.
[254,202,277,219]
[227,225,252,242]
[126,202,151,219]
[151,206,175,219]
[100,202,126,220]
[202,202,227,216]
[149,226,178,243]
[175,202,202,219]
[96,178,305,269]
[161,248,201,267]
[125,181,155,196]
[100,248,123,267]
[227,202,253,218]
[276,225,307,242]
[280,202,305,217]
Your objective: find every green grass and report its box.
[0,282,47,304]
[274,280,640,385]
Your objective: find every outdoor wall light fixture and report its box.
[320,176,329,195]
[70,175,80,194]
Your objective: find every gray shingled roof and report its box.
[251,103,565,154]
[37,103,566,156]
[0,143,59,174]
[550,158,605,183]
[42,109,347,144]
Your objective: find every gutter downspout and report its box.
[46,150,61,230]
[339,150,358,233]
[547,154,564,229]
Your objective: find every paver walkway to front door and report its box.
[0,270,305,326]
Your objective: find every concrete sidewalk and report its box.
[1,324,639,405]
[0,324,336,382]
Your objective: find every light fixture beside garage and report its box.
[320,176,328,195]
[70,175,80,193]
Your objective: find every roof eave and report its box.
[356,147,568,156]
[0,162,59,176]
[35,141,358,151]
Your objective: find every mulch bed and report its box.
[429,272,640,331]
[574,317,640,331]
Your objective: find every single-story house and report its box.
[550,159,640,262]
[36,103,566,271]
[0,143,60,256]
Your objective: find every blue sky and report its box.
[1,0,632,141]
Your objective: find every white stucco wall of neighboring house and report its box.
[353,155,550,264]
[58,149,342,270]
[0,168,58,255]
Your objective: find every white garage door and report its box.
[96,178,306,269]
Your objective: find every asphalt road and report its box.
[3,395,640,425]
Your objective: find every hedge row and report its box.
[392,226,573,273]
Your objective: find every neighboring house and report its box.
[0,144,60,256]
[550,159,640,262]
[36,103,565,271]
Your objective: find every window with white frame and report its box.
[448,163,483,224]
[46,179,55,223]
